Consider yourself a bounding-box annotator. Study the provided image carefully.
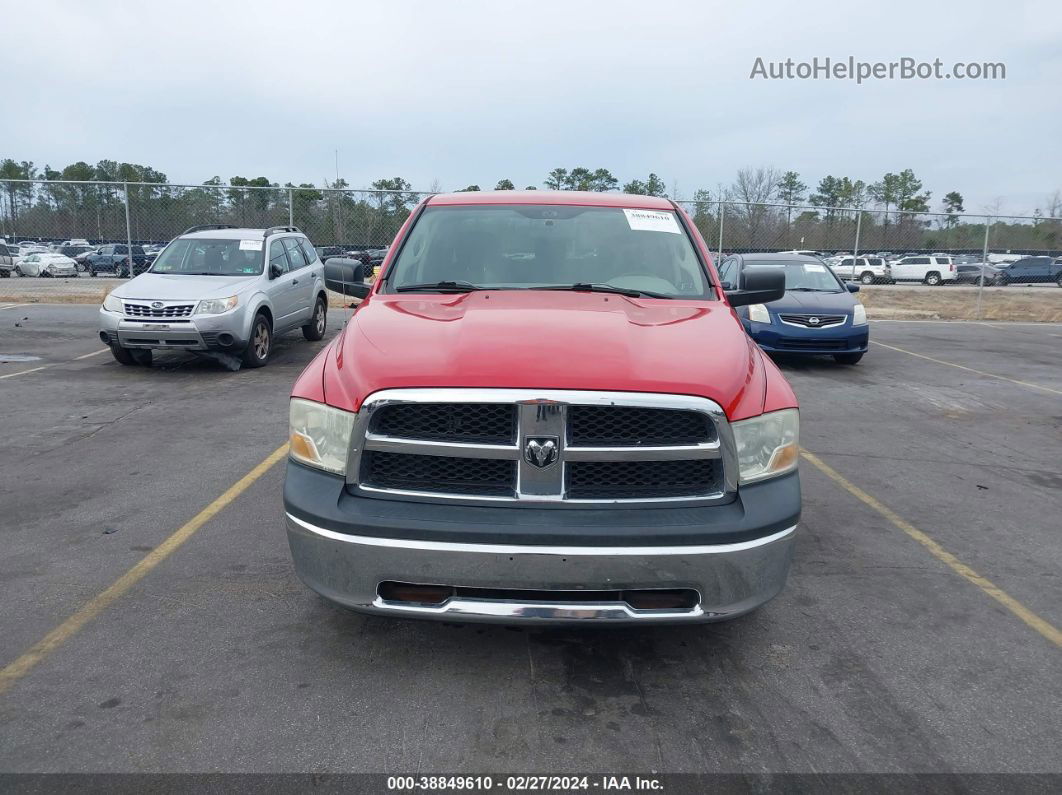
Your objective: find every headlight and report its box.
[747,303,771,324]
[103,293,123,313]
[289,398,356,475]
[852,303,867,326]
[195,295,238,315]
[732,408,799,484]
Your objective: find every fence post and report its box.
[717,202,725,257]
[853,209,862,259]
[976,217,992,319]
[123,182,133,278]
[288,188,294,227]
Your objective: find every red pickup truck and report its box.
[283,191,799,625]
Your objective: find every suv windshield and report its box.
[386,205,712,298]
[745,260,845,292]
[151,238,264,276]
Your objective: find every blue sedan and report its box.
[717,253,869,364]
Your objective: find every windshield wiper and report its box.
[395,280,485,293]
[532,283,673,299]
[788,287,840,292]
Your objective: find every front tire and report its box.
[924,272,942,286]
[242,313,272,368]
[1055,274,1062,288]
[14,266,22,277]
[110,344,152,367]
[302,296,327,341]
[834,352,864,365]
[860,272,875,285]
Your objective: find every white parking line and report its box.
[871,319,1062,327]
[73,349,108,360]
[0,348,108,379]
[0,303,33,311]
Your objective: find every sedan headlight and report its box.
[732,408,799,484]
[852,303,867,326]
[289,398,356,475]
[747,303,771,324]
[195,295,239,315]
[103,293,123,313]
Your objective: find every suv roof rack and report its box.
[263,226,302,238]
[182,224,238,235]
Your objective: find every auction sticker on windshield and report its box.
[623,208,681,234]
[239,239,264,251]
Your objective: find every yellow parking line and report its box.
[870,340,1062,397]
[800,450,1061,648]
[0,443,290,696]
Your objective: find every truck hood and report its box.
[108,272,258,301]
[322,291,767,419]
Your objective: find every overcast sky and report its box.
[3,0,1060,215]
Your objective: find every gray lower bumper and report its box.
[285,513,795,625]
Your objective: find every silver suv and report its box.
[98,225,328,368]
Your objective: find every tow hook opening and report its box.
[376,581,699,611]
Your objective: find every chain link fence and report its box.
[1,179,1060,320]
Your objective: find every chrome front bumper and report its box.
[285,513,796,624]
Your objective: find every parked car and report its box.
[285,190,798,626]
[954,262,1004,286]
[995,256,1062,286]
[84,243,148,277]
[58,244,94,268]
[0,242,14,277]
[98,224,327,368]
[16,244,48,259]
[15,252,78,277]
[831,256,891,284]
[890,255,957,285]
[718,253,868,364]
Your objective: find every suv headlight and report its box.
[195,295,238,315]
[747,303,771,324]
[732,408,799,484]
[852,303,867,326]
[289,398,356,476]
[103,293,123,313]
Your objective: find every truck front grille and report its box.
[566,459,723,499]
[568,405,713,446]
[372,403,516,444]
[361,451,516,496]
[349,389,736,506]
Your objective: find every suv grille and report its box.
[351,391,734,505]
[124,302,195,318]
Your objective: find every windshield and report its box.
[151,238,263,276]
[745,260,844,292]
[386,205,712,298]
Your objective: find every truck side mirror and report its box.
[324,258,371,299]
[725,269,786,307]
[847,283,860,293]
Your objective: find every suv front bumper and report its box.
[284,461,800,625]
[98,309,248,352]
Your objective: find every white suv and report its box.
[832,256,891,284]
[890,255,957,286]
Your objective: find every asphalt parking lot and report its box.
[0,305,1059,775]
